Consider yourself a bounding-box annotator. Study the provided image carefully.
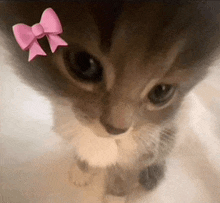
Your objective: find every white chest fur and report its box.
[71,128,119,167]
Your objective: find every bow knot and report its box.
[12,8,68,61]
[32,23,44,38]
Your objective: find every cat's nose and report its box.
[100,119,128,135]
[100,120,128,135]
[100,98,134,135]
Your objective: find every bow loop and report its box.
[40,8,63,34]
[13,24,35,50]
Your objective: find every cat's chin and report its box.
[70,122,139,168]
[71,131,119,167]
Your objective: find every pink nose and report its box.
[31,23,44,38]
[100,100,134,135]
[100,118,128,135]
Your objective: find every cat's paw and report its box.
[106,175,127,196]
[106,166,129,197]
[69,161,95,187]
[139,162,165,191]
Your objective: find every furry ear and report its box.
[181,1,220,69]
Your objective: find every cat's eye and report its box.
[148,84,176,106]
[64,50,103,83]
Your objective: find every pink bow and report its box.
[12,8,68,61]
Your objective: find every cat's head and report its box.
[1,1,220,167]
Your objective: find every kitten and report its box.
[1,1,220,202]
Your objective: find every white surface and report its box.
[1,41,220,202]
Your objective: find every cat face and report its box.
[1,1,220,167]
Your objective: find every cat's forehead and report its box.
[60,3,185,93]
[61,2,182,52]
